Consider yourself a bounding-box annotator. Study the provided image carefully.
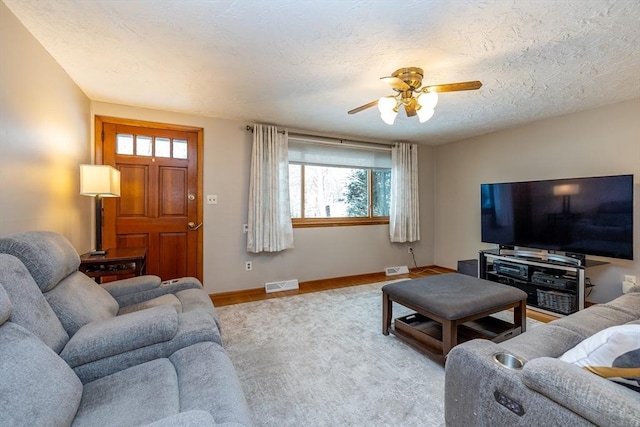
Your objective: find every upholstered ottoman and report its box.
[382,273,527,363]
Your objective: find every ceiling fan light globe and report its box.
[417,107,435,123]
[378,96,397,114]
[418,91,438,110]
[380,110,397,125]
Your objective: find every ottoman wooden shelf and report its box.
[382,273,527,364]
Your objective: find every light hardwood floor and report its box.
[210,266,557,323]
[210,265,453,306]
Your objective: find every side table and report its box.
[79,247,147,283]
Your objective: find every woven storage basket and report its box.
[536,289,576,314]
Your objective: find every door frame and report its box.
[94,115,204,281]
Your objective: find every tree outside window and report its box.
[290,164,390,226]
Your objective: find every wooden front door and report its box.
[97,117,203,281]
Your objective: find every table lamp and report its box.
[553,184,580,214]
[80,164,121,255]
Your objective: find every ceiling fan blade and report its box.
[424,80,483,93]
[381,76,410,91]
[348,100,378,115]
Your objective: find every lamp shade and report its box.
[418,90,438,110]
[417,107,435,123]
[378,96,398,125]
[80,165,121,197]
[553,184,580,196]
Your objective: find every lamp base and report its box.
[88,249,108,256]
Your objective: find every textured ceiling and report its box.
[4,0,640,144]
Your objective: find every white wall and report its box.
[434,98,640,303]
[8,0,634,302]
[91,102,436,294]
[0,2,92,250]
[0,0,436,294]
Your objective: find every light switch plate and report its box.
[207,195,217,204]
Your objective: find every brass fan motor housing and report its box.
[391,67,424,91]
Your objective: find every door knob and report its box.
[187,222,203,230]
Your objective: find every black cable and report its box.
[408,248,441,275]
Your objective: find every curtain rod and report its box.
[245,125,394,149]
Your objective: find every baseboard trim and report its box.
[210,266,455,307]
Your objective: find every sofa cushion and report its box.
[602,291,640,318]
[175,288,221,330]
[104,276,204,308]
[550,304,637,339]
[559,324,640,390]
[0,254,69,353]
[168,342,252,425]
[71,309,223,383]
[142,411,216,426]
[45,271,119,336]
[522,357,640,427]
[0,231,80,292]
[60,305,179,367]
[501,324,585,360]
[74,358,179,426]
[0,284,12,324]
[118,293,182,316]
[0,322,82,426]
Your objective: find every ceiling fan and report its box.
[348,67,482,125]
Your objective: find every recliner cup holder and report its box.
[493,352,524,370]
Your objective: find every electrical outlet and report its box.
[408,247,413,254]
[624,275,637,284]
[243,224,249,233]
[245,261,252,271]
[206,195,218,204]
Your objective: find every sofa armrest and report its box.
[142,410,216,426]
[522,357,640,427]
[104,276,204,307]
[60,305,178,367]
[445,339,609,426]
[101,275,164,296]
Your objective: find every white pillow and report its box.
[559,324,640,390]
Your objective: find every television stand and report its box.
[498,249,583,266]
[479,250,598,316]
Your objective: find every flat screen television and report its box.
[480,174,634,260]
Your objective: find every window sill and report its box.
[292,218,389,228]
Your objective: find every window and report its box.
[288,137,391,227]
[115,133,189,159]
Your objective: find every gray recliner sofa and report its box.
[0,231,226,382]
[0,230,251,425]
[0,280,251,426]
[445,288,640,426]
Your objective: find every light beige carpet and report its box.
[217,281,539,427]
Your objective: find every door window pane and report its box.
[136,136,152,156]
[116,134,134,155]
[155,137,171,157]
[173,139,188,159]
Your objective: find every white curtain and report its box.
[247,124,294,253]
[389,143,420,242]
